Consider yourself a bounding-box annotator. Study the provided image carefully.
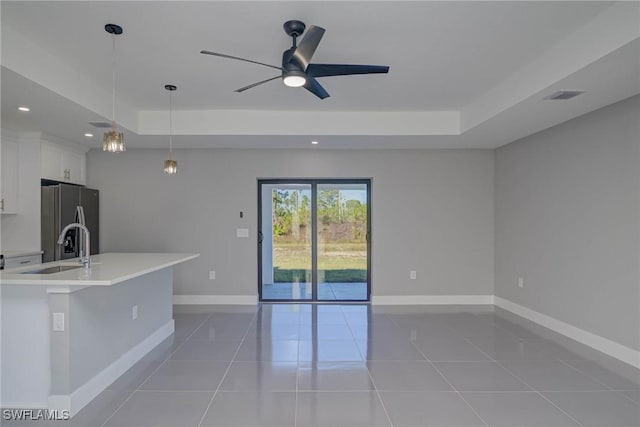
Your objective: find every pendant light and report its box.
[163,84,178,174]
[103,24,125,153]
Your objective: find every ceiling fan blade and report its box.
[201,50,285,71]
[292,25,326,70]
[234,76,282,93]
[304,77,330,99]
[306,64,389,78]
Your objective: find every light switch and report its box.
[237,228,249,238]
[53,312,65,332]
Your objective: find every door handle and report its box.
[258,231,263,244]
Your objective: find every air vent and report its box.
[544,91,584,100]
[88,121,112,128]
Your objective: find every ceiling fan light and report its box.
[283,71,306,87]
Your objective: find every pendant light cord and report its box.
[169,90,173,153]
[111,33,116,129]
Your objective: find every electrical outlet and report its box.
[132,305,138,320]
[209,270,216,280]
[53,312,65,331]
[410,270,417,280]
[518,277,524,289]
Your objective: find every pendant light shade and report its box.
[163,159,178,174]
[103,24,125,153]
[163,84,178,174]
[103,130,125,153]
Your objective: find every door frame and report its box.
[257,178,372,302]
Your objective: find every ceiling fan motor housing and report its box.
[282,48,303,72]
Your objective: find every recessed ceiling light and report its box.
[311,140,319,145]
[84,133,94,138]
[18,106,30,112]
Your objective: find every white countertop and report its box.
[0,252,199,287]
[2,250,44,258]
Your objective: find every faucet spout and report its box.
[58,223,91,268]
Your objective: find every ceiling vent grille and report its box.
[544,91,584,100]
[88,121,113,128]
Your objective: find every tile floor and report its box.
[6,304,640,427]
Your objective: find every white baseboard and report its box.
[173,295,258,305]
[48,320,175,417]
[372,295,494,305]
[494,296,640,369]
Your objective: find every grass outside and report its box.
[273,241,366,283]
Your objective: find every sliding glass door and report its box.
[258,179,370,302]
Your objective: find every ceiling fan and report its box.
[201,20,390,100]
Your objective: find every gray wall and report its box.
[87,149,494,298]
[495,95,640,351]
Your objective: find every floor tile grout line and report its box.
[615,390,640,404]
[464,328,623,394]
[406,334,490,426]
[344,312,394,427]
[493,359,587,427]
[556,358,633,392]
[294,353,300,427]
[99,311,214,427]
[385,313,490,427]
[196,308,259,427]
[458,328,588,427]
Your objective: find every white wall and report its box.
[87,149,494,300]
[495,95,640,351]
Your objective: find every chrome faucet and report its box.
[57,223,91,268]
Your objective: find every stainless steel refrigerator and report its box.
[41,184,99,262]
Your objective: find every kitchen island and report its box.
[0,252,199,416]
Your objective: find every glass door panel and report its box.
[260,183,312,300]
[316,183,369,301]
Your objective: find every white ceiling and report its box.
[1,1,638,149]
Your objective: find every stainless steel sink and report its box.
[21,265,83,274]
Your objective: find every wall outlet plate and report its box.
[518,277,524,288]
[132,305,138,320]
[410,270,417,280]
[209,270,216,280]
[236,228,249,238]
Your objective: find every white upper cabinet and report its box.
[41,141,86,185]
[1,140,19,214]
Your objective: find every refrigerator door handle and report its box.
[76,206,86,259]
[76,206,86,226]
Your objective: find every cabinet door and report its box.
[63,150,85,185]
[41,142,64,181]
[1,141,18,214]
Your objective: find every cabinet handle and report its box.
[0,198,4,211]
[67,169,71,180]
[19,260,31,264]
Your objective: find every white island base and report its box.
[1,253,198,416]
